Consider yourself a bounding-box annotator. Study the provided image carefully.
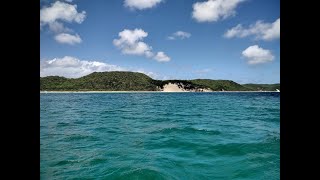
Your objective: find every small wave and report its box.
[56,122,70,127]
[264,135,280,144]
[64,134,99,142]
[54,159,80,166]
[151,127,221,135]
[88,157,107,166]
[117,168,175,180]
[210,142,279,157]
[174,113,204,117]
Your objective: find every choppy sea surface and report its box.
[40,92,280,179]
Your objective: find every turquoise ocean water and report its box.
[40,92,280,179]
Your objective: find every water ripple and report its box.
[41,92,279,179]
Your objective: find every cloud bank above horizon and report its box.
[40,56,158,79]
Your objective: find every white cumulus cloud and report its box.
[54,33,82,45]
[47,21,72,33]
[242,45,274,65]
[40,1,86,44]
[113,29,152,56]
[154,52,170,62]
[40,56,126,78]
[192,0,245,23]
[124,0,163,10]
[40,1,86,25]
[168,31,191,40]
[224,18,280,41]
[113,28,170,62]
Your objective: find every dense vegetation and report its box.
[40,72,158,91]
[242,84,280,91]
[40,71,280,91]
[190,79,251,91]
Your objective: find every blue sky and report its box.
[40,0,280,84]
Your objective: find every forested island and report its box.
[40,71,280,92]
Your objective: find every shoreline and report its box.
[40,91,280,93]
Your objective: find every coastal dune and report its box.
[162,83,186,92]
[161,83,213,92]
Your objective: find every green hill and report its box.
[40,71,158,91]
[242,83,280,91]
[40,71,279,91]
[190,79,251,91]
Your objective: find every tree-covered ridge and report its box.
[190,79,252,91]
[40,71,279,91]
[40,71,158,91]
[242,84,280,91]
